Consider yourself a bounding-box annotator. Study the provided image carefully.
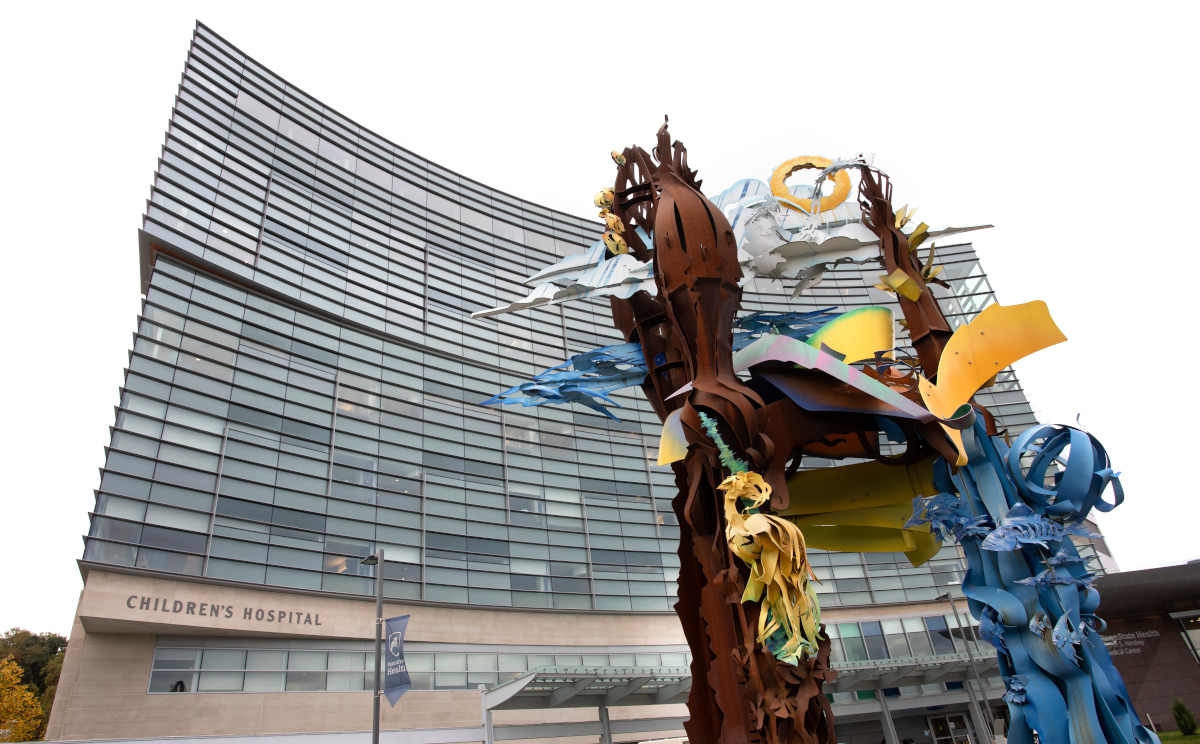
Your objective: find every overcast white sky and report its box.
[1,2,1196,636]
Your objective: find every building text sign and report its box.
[124,594,323,626]
[1101,629,1160,656]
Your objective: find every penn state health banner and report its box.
[383,614,412,706]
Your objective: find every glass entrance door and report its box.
[928,713,975,744]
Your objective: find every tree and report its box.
[0,657,42,742]
[0,630,68,740]
[0,630,67,699]
[37,650,64,738]
[1173,697,1197,735]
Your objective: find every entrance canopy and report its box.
[827,651,999,693]
[483,666,692,712]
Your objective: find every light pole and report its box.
[937,591,995,737]
[361,548,385,744]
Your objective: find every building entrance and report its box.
[927,713,976,744]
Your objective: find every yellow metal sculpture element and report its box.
[894,204,918,229]
[603,230,629,255]
[594,186,615,209]
[611,150,627,166]
[603,212,626,233]
[804,306,895,364]
[769,156,852,214]
[919,242,944,283]
[874,268,923,301]
[917,301,1068,465]
[907,222,931,253]
[657,407,688,466]
[721,471,821,665]
[781,456,942,566]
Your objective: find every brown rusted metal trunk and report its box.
[606,121,836,744]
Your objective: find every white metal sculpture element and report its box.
[472,160,992,319]
[472,228,656,318]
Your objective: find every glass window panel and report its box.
[149,671,197,692]
[554,655,583,666]
[328,652,366,671]
[284,672,327,691]
[467,655,498,672]
[497,655,527,672]
[527,654,554,668]
[154,648,201,669]
[198,671,244,691]
[468,672,499,686]
[85,537,137,566]
[926,616,958,655]
[608,654,634,666]
[247,650,288,670]
[406,654,433,672]
[827,639,845,663]
[100,495,148,522]
[841,637,869,662]
[885,632,911,657]
[288,651,328,670]
[634,654,660,667]
[907,631,934,657]
[409,672,434,691]
[435,672,467,688]
[661,653,687,667]
[863,635,889,660]
[201,649,246,669]
[243,671,284,691]
[435,653,467,671]
[326,672,367,691]
[881,619,904,634]
[901,617,926,633]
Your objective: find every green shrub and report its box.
[1173,696,1197,735]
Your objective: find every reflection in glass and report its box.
[285,672,327,691]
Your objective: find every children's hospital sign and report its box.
[122,593,324,626]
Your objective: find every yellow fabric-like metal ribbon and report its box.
[720,471,821,665]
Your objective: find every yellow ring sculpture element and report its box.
[770,156,851,214]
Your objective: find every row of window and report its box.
[142,258,663,436]
[172,50,597,271]
[825,615,984,663]
[186,26,598,238]
[148,645,691,694]
[157,70,601,324]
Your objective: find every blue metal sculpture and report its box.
[907,418,1159,744]
[480,342,647,420]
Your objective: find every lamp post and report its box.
[937,590,995,737]
[361,548,384,744]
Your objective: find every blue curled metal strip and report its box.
[1006,424,1124,518]
[962,567,1028,627]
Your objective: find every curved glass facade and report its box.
[83,23,1048,613]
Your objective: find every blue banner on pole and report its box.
[383,614,411,707]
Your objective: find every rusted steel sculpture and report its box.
[601,123,992,744]
[605,121,838,744]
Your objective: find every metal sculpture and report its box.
[480,120,1156,744]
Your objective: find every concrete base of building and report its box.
[45,570,689,743]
